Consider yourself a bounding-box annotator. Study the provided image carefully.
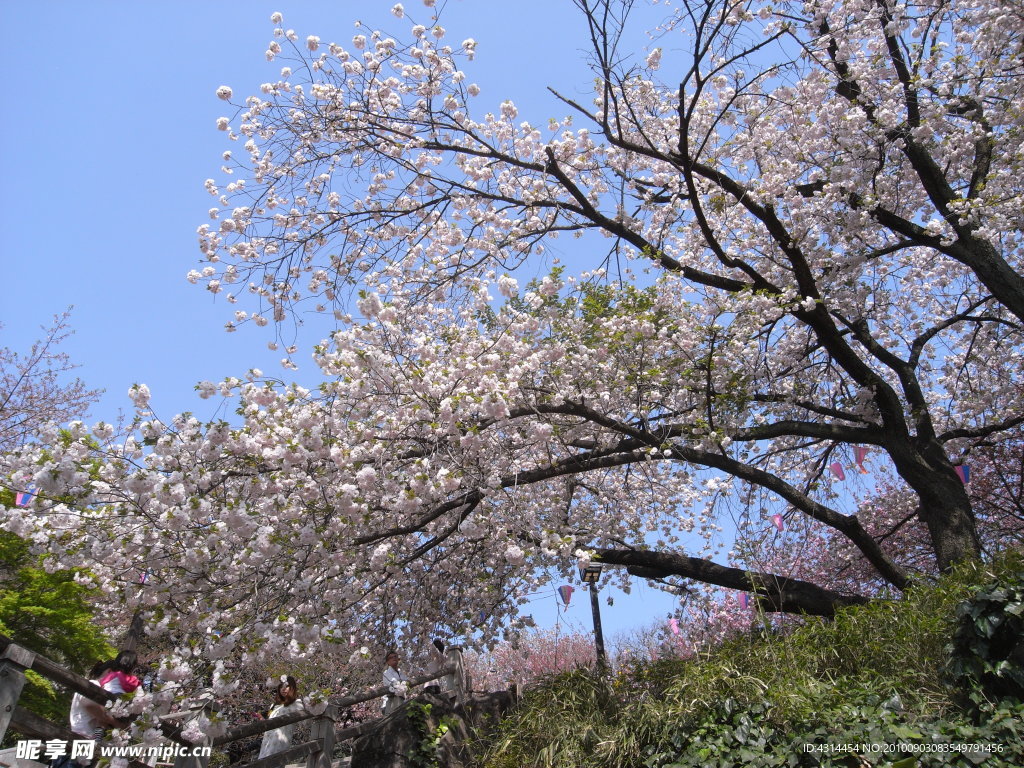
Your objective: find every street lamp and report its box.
[579,564,609,672]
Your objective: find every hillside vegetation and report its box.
[476,553,1024,768]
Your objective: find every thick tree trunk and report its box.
[595,548,872,617]
[888,442,982,571]
[915,479,982,572]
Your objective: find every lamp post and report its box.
[579,563,608,672]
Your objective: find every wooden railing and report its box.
[1,635,467,768]
[0,635,171,768]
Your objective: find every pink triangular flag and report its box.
[854,446,869,473]
[739,593,749,609]
[668,618,680,636]
[557,585,574,607]
[954,465,970,484]
[771,513,784,532]
[829,462,846,481]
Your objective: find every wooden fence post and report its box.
[444,647,467,706]
[0,643,36,742]
[305,705,336,768]
[121,609,145,653]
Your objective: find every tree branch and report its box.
[595,547,872,616]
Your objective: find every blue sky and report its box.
[1,1,684,646]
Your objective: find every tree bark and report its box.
[885,440,982,571]
[595,548,872,617]
[912,477,981,572]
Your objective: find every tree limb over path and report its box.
[596,547,872,617]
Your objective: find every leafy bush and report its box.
[652,693,1024,768]
[947,567,1024,710]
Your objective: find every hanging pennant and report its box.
[557,585,574,607]
[137,570,149,585]
[15,485,36,507]
[668,618,681,636]
[854,446,869,473]
[771,513,784,532]
[739,593,749,609]
[955,465,970,484]
[829,462,846,481]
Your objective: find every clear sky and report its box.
[1,1,685,648]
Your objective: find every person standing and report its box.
[95,651,142,697]
[381,651,409,715]
[66,660,127,768]
[426,639,453,697]
[258,675,303,759]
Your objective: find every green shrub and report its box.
[648,693,1024,768]
[481,670,619,768]
[947,566,1024,711]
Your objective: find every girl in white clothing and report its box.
[381,651,409,715]
[258,675,304,759]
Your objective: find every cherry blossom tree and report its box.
[0,310,101,452]
[807,435,1024,593]
[965,434,1024,551]
[466,629,597,692]
[189,0,1022,594]
[4,0,1024,714]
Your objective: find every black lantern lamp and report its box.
[578,562,608,671]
